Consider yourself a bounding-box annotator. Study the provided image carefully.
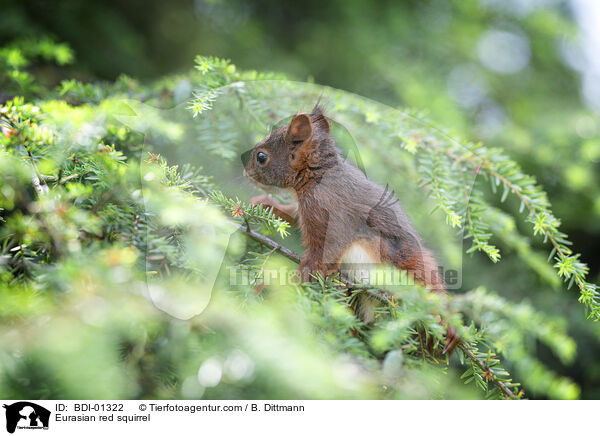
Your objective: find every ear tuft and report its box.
[286,113,313,144]
[312,104,325,118]
[311,105,330,133]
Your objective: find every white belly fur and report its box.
[339,242,380,323]
[340,242,378,281]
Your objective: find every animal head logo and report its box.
[3,402,51,434]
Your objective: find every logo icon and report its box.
[2,402,50,434]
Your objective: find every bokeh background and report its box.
[1,0,599,398]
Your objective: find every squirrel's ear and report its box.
[285,114,313,145]
[286,114,318,171]
[311,105,330,133]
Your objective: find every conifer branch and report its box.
[236,224,300,264]
[236,221,518,399]
[425,140,599,320]
[457,343,515,399]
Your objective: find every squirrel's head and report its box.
[242,105,336,190]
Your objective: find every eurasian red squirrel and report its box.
[243,105,456,350]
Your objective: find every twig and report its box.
[236,224,391,304]
[237,224,300,263]
[236,222,518,399]
[428,141,596,317]
[457,342,515,399]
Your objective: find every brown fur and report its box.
[244,106,445,292]
[244,105,457,353]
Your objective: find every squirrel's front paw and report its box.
[250,194,276,209]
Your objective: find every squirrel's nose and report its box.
[241,150,251,166]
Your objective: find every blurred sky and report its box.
[465,0,600,116]
[570,0,600,114]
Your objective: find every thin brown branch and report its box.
[237,222,517,399]
[237,224,300,263]
[457,342,515,399]
[236,224,391,304]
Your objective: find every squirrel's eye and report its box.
[256,152,268,165]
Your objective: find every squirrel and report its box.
[242,105,456,351]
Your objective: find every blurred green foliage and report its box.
[1,0,599,399]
